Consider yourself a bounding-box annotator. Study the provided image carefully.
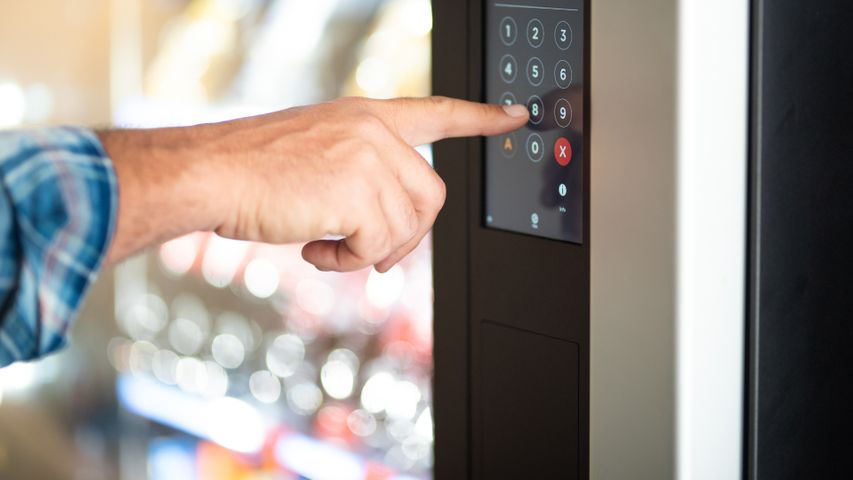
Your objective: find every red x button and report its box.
[554,137,572,166]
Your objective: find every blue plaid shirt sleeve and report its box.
[0,127,117,367]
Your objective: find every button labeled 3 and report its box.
[555,20,573,50]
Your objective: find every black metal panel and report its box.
[433,1,590,478]
[431,0,473,478]
[748,1,853,478]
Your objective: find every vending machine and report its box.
[431,1,853,479]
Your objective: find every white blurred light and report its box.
[386,380,422,420]
[201,235,250,288]
[128,341,158,375]
[320,359,355,400]
[119,294,169,340]
[244,258,280,299]
[159,235,199,276]
[175,356,207,394]
[171,294,211,332]
[266,334,305,378]
[365,265,406,309]
[402,434,431,461]
[295,279,335,316]
[202,361,229,398]
[400,0,433,36]
[151,349,180,385]
[211,333,245,369]
[24,83,53,124]
[118,375,266,454]
[286,382,323,416]
[206,396,266,453]
[249,370,281,404]
[275,434,364,480]
[347,409,377,437]
[216,312,258,352]
[169,318,204,355]
[0,362,36,392]
[355,57,394,98]
[360,371,394,414]
[415,407,434,442]
[0,81,26,128]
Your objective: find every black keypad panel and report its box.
[485,1,585,244]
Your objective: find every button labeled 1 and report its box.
[500,17,518,46]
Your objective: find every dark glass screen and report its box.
[484,1,586,243]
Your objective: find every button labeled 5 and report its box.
[527,57,544,86]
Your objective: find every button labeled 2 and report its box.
[527,19,544,48]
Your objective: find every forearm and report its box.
[97,126,228,264]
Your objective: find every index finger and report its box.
[374,96,529,146]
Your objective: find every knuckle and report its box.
[354,112,388,138]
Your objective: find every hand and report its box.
[100,96,529,272]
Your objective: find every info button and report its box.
[554,137,572,166]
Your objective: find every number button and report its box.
[555,20,573,50]
[526,57,544,86]
[500,17,517,46]
[527,19,544,48]
[500,54,518,83]
[526,133,544,162]
[527,95,544,125]
[554,98,573,128]
[500,92,517,106]
[554,60,573,89]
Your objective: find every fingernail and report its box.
[502,104,529,118]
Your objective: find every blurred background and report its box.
[0,0,433,479]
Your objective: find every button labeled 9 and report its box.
[554,98,573,128]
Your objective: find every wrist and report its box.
[98,125,228,262]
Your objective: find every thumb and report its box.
[374,96,529,146]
